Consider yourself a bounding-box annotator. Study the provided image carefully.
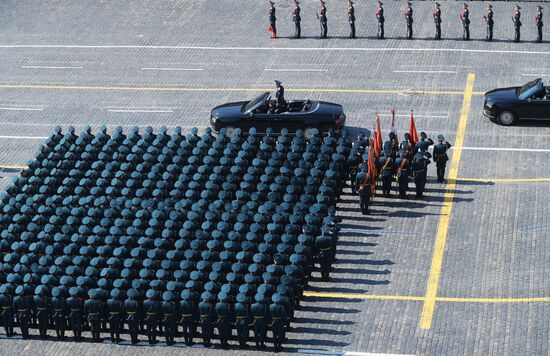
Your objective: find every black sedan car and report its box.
[210,92,346,137]
[484,78,550,125]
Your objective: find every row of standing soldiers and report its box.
[349,132,452,215]
[269,1,544,43]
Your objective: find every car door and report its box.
[520,96,550,120]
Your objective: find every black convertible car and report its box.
[210,92,346,137]
[484,78,550,125]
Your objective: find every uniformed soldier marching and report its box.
[0,285,15,337]
[404,2,413,39]
[376,2,385,39]
[161,291,178,346]
[536,6,544,43]
[198,292,215,347]
[67,287,83,340]
[460,3,470,41]
[143,289,160,344]
[348,0,356,39]
[315,232,333,281]
[84,289,102,342]
[269,1,277,39]
[432,135,452,183]
[180,290,197,346]
[34,286,50,339]
[269,294,287,352]
[51,287,67,339]
[234,293,250,347]
[124,289,141,344]
[13,286,30,339]
[433,3,442,40]
[484,4,494,41]
[513,5,522,42]
[379,144,394,197]
[292,0,301,38]
[215,293,232,348]
[318,1,328,38]
[412,142,431,198]
[107,289,123,343]
[355,168,371,215]
[250,294,268,348]
[395,149,411,199]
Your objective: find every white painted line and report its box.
[21,65,83,69]
[108,109,174,113]
[297,350,415,356]
[345,353,416,356]
[0,135,48,139]
[393,70,457,74]
[454,146,550,153]
[141,67,203,71]
[298,349,342,355]
[265,68,329,72]
[3,44,550,56]
[0,107,43,111]
[521,73,550,76]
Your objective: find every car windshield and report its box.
[243,92,269,113]
[518,79,543,100]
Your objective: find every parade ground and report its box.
[0,1,549,355]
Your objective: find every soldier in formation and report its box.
[433,2,442,40]
[460,3,470,41]
[536,6,543,43]
[376,2,385,39]
[513,5,522,42]
[318,0,328,38]
[348,1,356,39]
[484,4,494,41]
[292,0,301,39]
[404,2,413,39]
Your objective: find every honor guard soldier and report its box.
[13,285,30,339]
[292,1,301,38]
[484,4,494,41]
[432,135,452,183]
[404,2,413,39]
[144,289,160,344]
[376,2,385,39]
[124,289,141,344]
[460,3,471,40]
[107,288,123,343]
[433,3,442,40]
[235,293,251,347]
[250,293,268,348]
[348,0,356,39]
[51,287,66,339]
[395,148,411,199]
[215,292,232,348]
[180,290,197,346]
[67,286,83,341]
[269,1,277,39]
[161,291,178,346]
[412,141,431,198]
[84,289,102,342]
[379,142,395,197]
[198,292,215,347]
[0,285,15,337]
[513,5,522,42]
[34,285,50,339]
[536,6,543,43]
[270,293,287,352]
[315,232,333,281]
[318,1,328,38]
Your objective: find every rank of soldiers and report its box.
[268,1,544,43]
[0,124,351,350]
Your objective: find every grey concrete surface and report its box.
[0,1,549,355]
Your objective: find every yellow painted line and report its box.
[456,177,550,183]
[438,296,550,303]
[304,292,550,304]
[303,291,424,301]
[419,73,475,330]
[0,84,468,95]
[0,165,26,169]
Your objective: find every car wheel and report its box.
[497,111,516,126]
[304,127,315,139]
[225,126,236,137]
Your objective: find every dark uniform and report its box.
[293,1,301,38]
[395,150,411,199]
[67,287,83,340]
[433,3,442,40]
[198,292,215,347]
[269,2,277,38]
[180,290,197,345]
[235,293,250,347]
[348,1,356,39]
[124,289,141,344]
[84,289,102,341]
[161,291,178,346]
[319,1,328,38]
[513,6,522,42]
[404,2,413,39]
[143,290,160,344]
[315,234,332,281]
[107,289,123,343]
[51,287,67,339]
[269,294,287,352]
[412,142,431,198]
[484,5,494,41]
[378,153,394,197]
[215,293,232,348]
[536,6,543,43]
[0,285,15,337]
[275,80,285,110]
[355,169,371,214]
[376,2,384,39]
[460,4,470,40]
[34,286,50,338]
[13,286,30,339]
[250,294,268,348]
[432,135,452,183]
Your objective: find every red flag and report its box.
[374,115,382,159]
[367,141,376,198]
[391,109,398,140]
[409,110,419,145]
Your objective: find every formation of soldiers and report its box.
[0,124,352,350]
[268,1,544,42]
[348,117,452,214]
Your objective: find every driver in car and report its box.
[275,80,286,112]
